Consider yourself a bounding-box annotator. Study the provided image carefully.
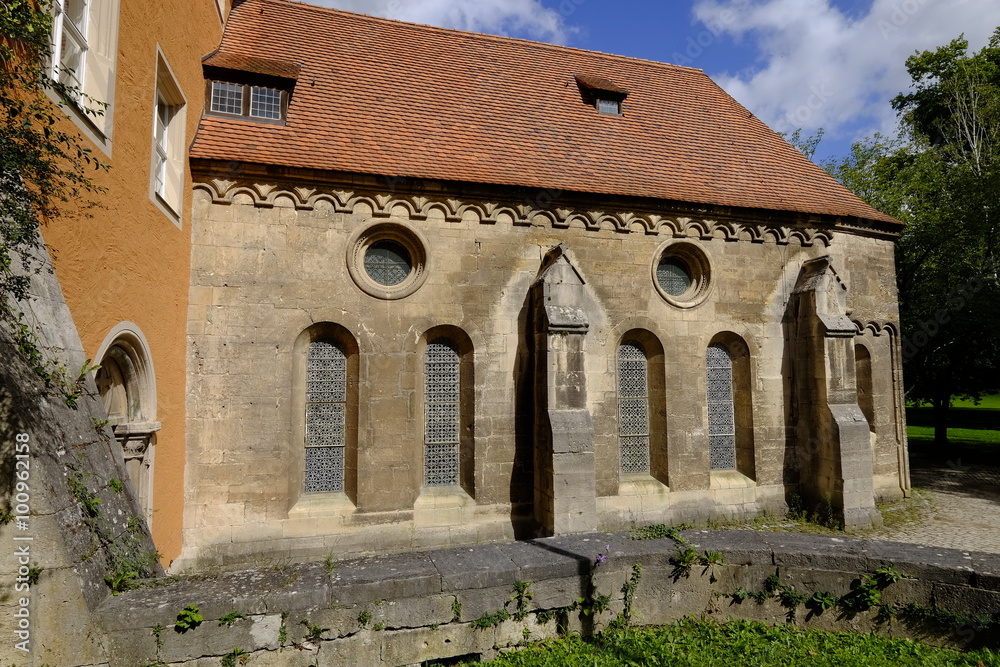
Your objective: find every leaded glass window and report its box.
[618,342,650,474]
[706,343,736,470]
[425,339,460,486]
[305,341,346,493]
[364,240,412,287]
[656,257,691,296]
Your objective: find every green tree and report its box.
[1,0,107,375]
[828,30,1000,446]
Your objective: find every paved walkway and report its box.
[870,461,1000,553]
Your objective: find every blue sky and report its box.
[308,0,1000,163]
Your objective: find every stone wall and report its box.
[0,249,159,665]
[181,169,908,570]
[99,530,1000,666]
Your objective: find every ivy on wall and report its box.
[0,0,107,397]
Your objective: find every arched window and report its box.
[618,341,650,474]
[95,325,159,525]
[425,338,461,486]
[706,343,736,470]
[305,340,347,493]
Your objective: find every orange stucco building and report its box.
[40,0,230,565]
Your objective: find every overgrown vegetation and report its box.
[458,617,1000,666]
[300,617,326,641]
[471,608,511,630]
[220,647,247,667]
[511,580,534,622]
[0,0,109,402]
[173,604,204,633]
[65,461,159,593]
[218,611,246,627]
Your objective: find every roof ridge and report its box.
[240,0,705,74]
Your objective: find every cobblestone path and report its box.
[872,461,1000,553]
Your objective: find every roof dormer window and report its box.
[210,81,243,115]
[202,54,301,125]
[575,73,628,117]
[208,80,287,122]
[250,86,282,119]
[597,98,621,116]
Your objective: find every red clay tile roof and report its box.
[191,0,899,226]
[574,74,629,96]
[202,52,301,80]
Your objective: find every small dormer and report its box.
[574,73,629,116]
[202,52,301,124]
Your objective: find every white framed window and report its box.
[597,98,621,115]
[48,0,120,146]
[208,81,288,123]
[150,50,186,223]
[51,0,89,89]
[210,81,243,115]
[250,86,282,119]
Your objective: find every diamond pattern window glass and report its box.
[656,257,691,297]
[210,81,243,115]
[250,86,282,119]
[305,341,346,492]
[706,343,736,470]
[618,341,650,474]
[425,339,459,486]
[364,240,412,287]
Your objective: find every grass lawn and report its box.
[952,394,1000,410]
[462,619,1000,666]
[906,394,1000,466]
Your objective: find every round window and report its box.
[364,240,412,287]
[651,241,711,308]
[347,222,429,300]
[656,257,691,296]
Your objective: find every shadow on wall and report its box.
[511,287,535,539]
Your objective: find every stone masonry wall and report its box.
[181,172,907,570]
[0,249,159,665]
[99,530,1000,666]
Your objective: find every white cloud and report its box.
[306,0,578,43]
[692,0,1000,144]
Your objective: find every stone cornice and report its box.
[191,167,901,246]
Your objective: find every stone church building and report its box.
[173,0,907,569]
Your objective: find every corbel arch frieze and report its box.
[193,179,837,247]
[852,319,898,337]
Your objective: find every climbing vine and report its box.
[0,0,108,399]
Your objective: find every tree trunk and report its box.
[932,395,950,448]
